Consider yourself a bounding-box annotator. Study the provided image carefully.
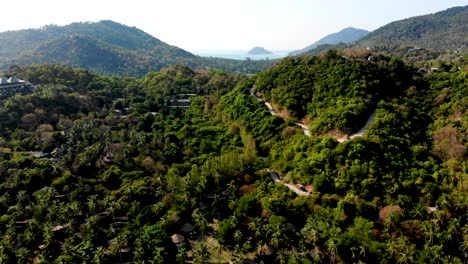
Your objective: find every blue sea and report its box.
[192,50,291,61]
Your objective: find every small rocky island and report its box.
[247,47,273,55]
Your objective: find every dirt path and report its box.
[252,87,377,196]
[267,169,309,196]
[337,110,376,142]
[251,87,308,135]
[250,86,375,141]
[250,87,277,116]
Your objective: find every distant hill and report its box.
[356,6,468,51]
[290,27,369,55]
[0,21,272,76]
[248,47,273,55]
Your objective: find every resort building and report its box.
[0,75,34,95]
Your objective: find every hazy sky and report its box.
[1,0,467,51]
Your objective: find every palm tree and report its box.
[232,245,245,264]
[301,224,319,246]
[233,230,243,244]
[248,217,263,240]
[16,190,30,205]
[326,239,338,264]
[394,236,415,264]
[93,246,106,264]
[396,252,413,264]
[34,186,57,206]
[195,174,208,200]
[444,217,459,242]
[385,240,398,259]
[423,244,443,264]
[149,247,165,264]
[15,247,31,264]
[288,248,306,264]
[411,204,427,220]
[422,220,435,244]
[87,197,97,215]
[192,242,210,264]
[359,245,366,258]
[192,209,208,240]
[460,223,468,260]
[149,202,164,216]
[275,249,288,264]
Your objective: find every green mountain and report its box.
[296,6,468,63]
[356,5,468,51]
[0,20,272,76]
[290,27,369,55]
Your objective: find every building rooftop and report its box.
[0,75,25,85]
[8,76,20,83]
[0,75,34,94]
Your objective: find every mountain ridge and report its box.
[356,5,468,51]
[0,20,272,76]
[290,27,369,55]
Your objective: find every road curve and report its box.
[252,86,377,196]
[267,169,309,196]
[337,110,376,142]
[250,86,375,141]
[250,87,277,116]
[251,87,308,135]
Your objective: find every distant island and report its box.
[248,47,273,55]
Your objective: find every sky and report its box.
[1,0,467,52]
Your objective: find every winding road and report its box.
[252,86,377,196]
[250,87,310,136]
[267,169,309,196]
[250,87,277,116]
[250,86,375,141]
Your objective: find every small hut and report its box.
[171,233,185,244]
[379,205,403,224]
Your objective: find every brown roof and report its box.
[171,233,185,244]
[379,205,403,223]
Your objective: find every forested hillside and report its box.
[357,5,468,51]
[0,21,273,76]
[254,50,418,137]
[295,6,468,66]
[0,57,466,263]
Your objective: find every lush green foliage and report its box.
[0,59,466,264]
[255,52,418,135]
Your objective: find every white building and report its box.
[0,75,34,94]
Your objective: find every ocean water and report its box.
[192,50,291,61]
